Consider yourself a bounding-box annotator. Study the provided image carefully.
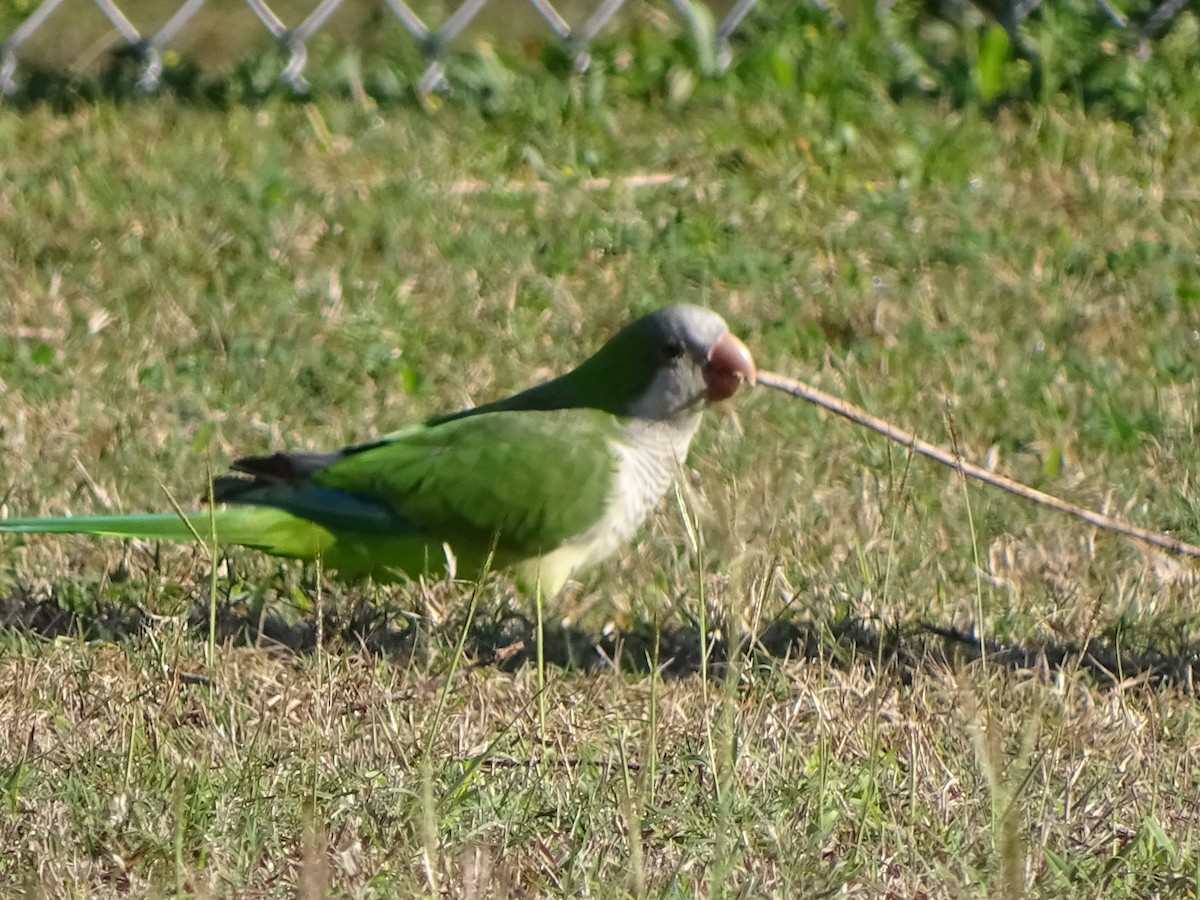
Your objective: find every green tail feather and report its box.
[0,508,334,560]
[1,512,215,540]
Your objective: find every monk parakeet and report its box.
[0,305,755,595]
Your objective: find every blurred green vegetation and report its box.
[1,1,1196,122]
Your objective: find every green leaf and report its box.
[138,363,165,390]
[770,50,794,88]
[1142,815,1176,857]
[1042,443,1063,478]
[191,422,215,455]
[976,26,1010,103]
[29,342,52,367]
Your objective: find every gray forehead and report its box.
[640,304,728,350]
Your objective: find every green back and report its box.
[314,407,621,564]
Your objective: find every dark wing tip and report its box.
[230,451,342,483]
[213,450,344,502]
[211,475,256,503]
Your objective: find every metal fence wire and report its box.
[3,0,1193,100]
[0,0,758,96]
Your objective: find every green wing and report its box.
[312,408,620,570]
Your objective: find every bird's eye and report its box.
[663,339,686,360]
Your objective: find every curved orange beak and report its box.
[703,331,757,402]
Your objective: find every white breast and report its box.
[523,413,703,596]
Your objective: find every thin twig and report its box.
[756,369,1200,559]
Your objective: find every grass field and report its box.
[4,4,1200,897]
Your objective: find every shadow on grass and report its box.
[4,584,1200,694]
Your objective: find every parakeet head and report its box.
[435,304,756,426]
[610,304,757,421]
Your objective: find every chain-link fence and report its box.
[0,0,756,96]
[1,0,1194,101]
